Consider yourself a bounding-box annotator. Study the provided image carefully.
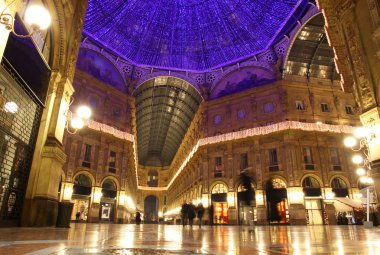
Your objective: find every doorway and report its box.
[266,178,289,224]
[144,195,158,223]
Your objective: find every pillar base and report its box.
[324,203,337,225]
[21,197,58,227]
[228,208,238,225]
[288,204,307,225]
[364,221,373,228]
[87,203,100,223]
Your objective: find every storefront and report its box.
[71,174,92,221]
[211,183,228,224]
[99,179,117,222]
[303,177,324,225]
[266,178,288,224]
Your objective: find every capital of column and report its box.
[287,187,304,205]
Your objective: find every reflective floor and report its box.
[1,224,380,254]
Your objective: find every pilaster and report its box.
[287,187,306,225]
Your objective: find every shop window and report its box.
[240,153,248,171]
[330,148,342,170]
[303,146,314,170]
[108,151,117,173]
[268,148,279,171]
[345,105,353,115]
[321,103,329,112]
[214,157,222,178]
[82,144,92,168]
[296,100,305,110]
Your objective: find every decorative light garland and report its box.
[87,120,356,191]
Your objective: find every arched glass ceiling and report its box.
[285,13,340,80]
[133,77,202,167]
[84,0,303,71]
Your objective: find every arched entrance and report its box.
[266,178,288,224]
[144,195,158,223]
[100,179,117,222]
[71,173,92,221]
[211,183,228,224]
[303,176,323,225]
[237,183,255,225]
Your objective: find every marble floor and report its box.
[0,224,380,254]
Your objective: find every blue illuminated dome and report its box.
[84,0,303,71]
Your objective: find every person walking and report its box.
[209,204,214,226]
[181,202,189,227]
[135,212,141,225]
[188,202,196,227]
[196,203,205,228]
[75,211,81,222]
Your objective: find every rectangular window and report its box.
[84,144,91,162]
[108,150,117,173]
[268,148,279,171]
[321,103,329,112]
[330,148,342,170]
[303,147,314,170]
[345,105,353,115]
[240,153,248,171]
[215,157,222,177]
[296,100,305,110]
[82,144,92,168]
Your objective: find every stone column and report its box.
[323,188,337,225]
[116,191,127,223]
[255,189,267,225]
[88,186,102,223]
[21,74,75,227]
[227,191,237,225]
[287,187,306,225]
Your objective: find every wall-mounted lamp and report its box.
[1,1,51,38]
[66,104,92,134]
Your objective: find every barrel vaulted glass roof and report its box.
[133,77,202,167]
[84,0,303,71]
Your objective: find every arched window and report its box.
[302,176,321,197]
[73,174,92,195]
[147,170,158,187]
[332,177,348,197]
[302,177,320,188]
[211,183,228,194]
[102,179,117,198]
[270,178,287,189]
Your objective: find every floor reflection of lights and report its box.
[1,224,380,254]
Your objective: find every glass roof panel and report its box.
[84,0,303,71]
[134,77,202,167]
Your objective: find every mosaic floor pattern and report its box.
[0,223,380,254]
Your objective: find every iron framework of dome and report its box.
[133,77,203,167]
[84,0,303,71]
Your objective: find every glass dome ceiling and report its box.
[84,0,303,71]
